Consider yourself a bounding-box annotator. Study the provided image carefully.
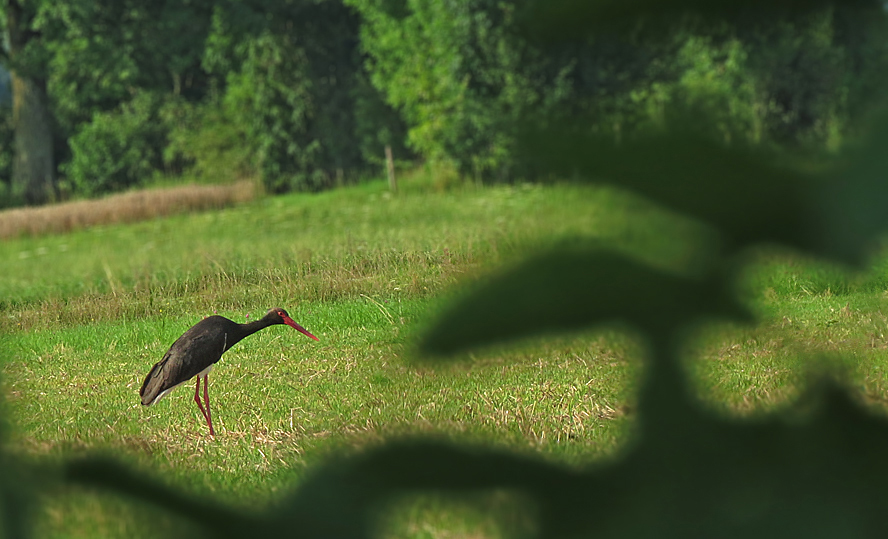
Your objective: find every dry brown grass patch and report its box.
[0,181,256,239]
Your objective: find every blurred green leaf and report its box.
[0,383,39,539]
[817,114,888,262]
[519,113,888,265]
[62,384,888,538]
[521,124,816,252]
[420,249,749,356]
[266,383,888,538]
[268,440,576,539]
[65,457,256,537]
[0,455,36,539]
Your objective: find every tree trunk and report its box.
[385,144,396,193]
[7,0,55,205]
[11,74,55,204]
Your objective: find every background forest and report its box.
[2,0,886,205]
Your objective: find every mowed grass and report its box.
[3,176,888,537]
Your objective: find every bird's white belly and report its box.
[149,364,214,405]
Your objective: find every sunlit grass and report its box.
[4,296,639,470]
[0,179,706,328]
[4,297,639,538]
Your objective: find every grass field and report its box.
[3,174,888,537]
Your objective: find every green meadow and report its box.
[3,176,888,537]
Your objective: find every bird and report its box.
[140,307,319,436]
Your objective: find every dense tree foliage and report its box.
[353,2,887,179]
[62,90,167,196]
[195,0,401,192]
[0,0,885,203]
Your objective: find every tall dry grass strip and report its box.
[0,181,256,239]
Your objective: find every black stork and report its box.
[139,307,319,436]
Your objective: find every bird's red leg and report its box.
[203,374,215,437]
[193,376,210,430]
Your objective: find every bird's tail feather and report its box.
[139,361,167,406]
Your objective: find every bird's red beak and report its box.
[282,314,320,341]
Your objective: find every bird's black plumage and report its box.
[139,307,319,435]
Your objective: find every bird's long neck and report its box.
[225,317,276,351]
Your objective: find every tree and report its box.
[48,0,216,195]
[0,67,12,200]
[351,0,552,181]
[200,0,405,192]
[2,0,55,205]
[352,1,887,182]
[1,0,223,203]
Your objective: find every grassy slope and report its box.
[3,177,888,537]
